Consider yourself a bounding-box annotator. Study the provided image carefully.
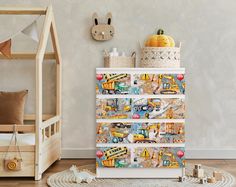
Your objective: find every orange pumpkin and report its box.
[145,29,175,47]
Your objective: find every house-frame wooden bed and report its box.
[0,6,62,180]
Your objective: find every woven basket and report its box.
[140,43,181,68]
[104,52,136,68]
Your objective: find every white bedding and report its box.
[0,133,35,146]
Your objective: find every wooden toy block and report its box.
[207,177,216,183]
[193,168,204,178]
[199,177,207,184]
[178,176,186,182]
[194,164,202,170]
[213,171,223,181]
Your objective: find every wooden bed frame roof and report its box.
[0,5,61,62]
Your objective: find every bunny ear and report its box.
[92,12,99,25]
[106,12,112,25]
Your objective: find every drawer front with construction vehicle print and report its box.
[96,122,185,144]
[96,98,184,119]
[96,73,185,95]
[96,146,185,168]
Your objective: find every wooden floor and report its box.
[0,159,235,187]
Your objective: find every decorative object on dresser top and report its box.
[96,68,185,178]
[141,28,180,68]
[47,163,235,187]
[104,48,136,68]
[0,5,62,180]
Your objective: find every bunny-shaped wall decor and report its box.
[91,12,115,41]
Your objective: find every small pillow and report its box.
[0,90,28,125]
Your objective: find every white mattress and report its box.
[0,133,35,146]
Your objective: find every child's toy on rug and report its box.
[193,164,204,178]
[178,176,186,182]
[213,171,223,181]
[207,177,216,183]
[199,177,207,184]
[70,165,96,183]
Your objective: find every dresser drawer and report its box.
[96,146,185,168]
[96,122,184,144]
[96,98,184,119]
[96,73,185,95]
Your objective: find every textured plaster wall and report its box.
[0,0,236,157]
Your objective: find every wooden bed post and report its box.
[50,9,62,159]
[35,5,53,180]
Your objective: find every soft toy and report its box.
[70,165,96,183]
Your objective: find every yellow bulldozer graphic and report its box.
[154,75,179,95]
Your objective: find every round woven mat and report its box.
[47,164,235,187]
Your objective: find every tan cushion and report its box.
[0,90,28,125]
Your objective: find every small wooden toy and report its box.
[70,165,96,183]
[207,177,216,183]
[199,177,207,184]
[193,168,204,178]
[178,176,186,182]
[195,164,202,170]
[213,171,223,181]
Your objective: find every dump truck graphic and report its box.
[102,81,129,94]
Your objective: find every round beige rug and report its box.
[47,164,235,187]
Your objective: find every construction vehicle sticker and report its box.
[96,122,185,144]
[96,147,185,168]
[96,147,131,168]
[132,74,185,95]
[131,147,185,168]
[96,74,131,95]
[132,98,185,119]
[96,98,132,119]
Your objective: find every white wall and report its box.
[0,0,236,158]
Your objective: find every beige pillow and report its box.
[0,90,28,125]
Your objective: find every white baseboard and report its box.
[61,148,236,159]
[185,149,236,159]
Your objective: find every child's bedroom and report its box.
[0,0,235,186]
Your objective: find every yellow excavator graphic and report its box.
[154,75,179,95]
[158,151,179,168]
